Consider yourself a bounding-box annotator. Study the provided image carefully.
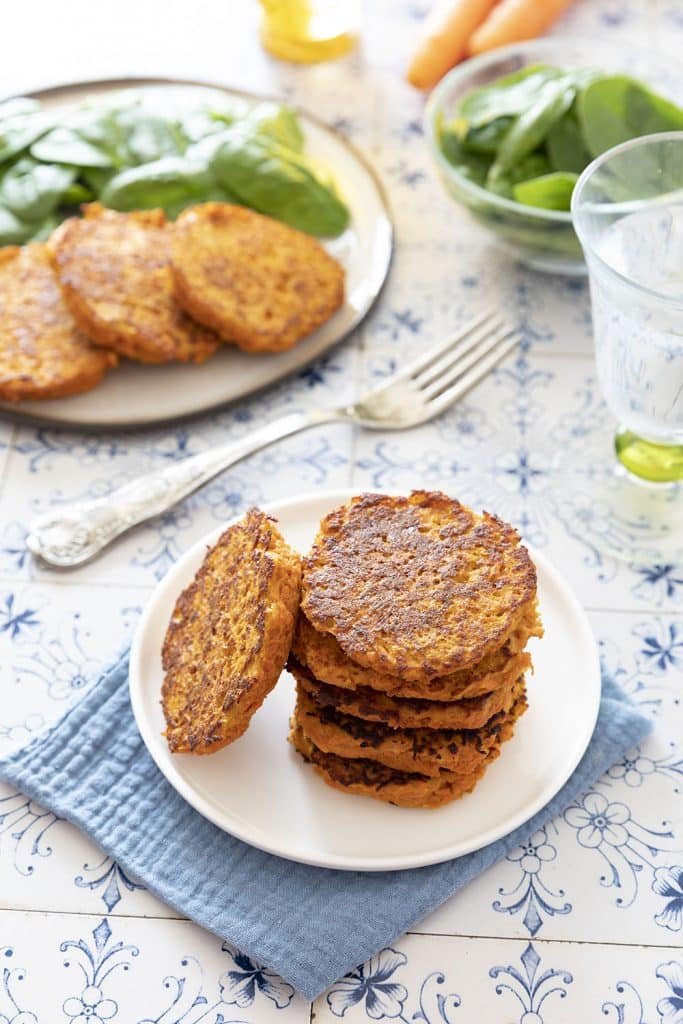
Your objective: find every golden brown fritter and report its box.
[289,721,499,808]
[301,491,538,682]
[162,508,301,754]
[292,607,538,700]
[293,684,528,777]
[289,661,525,731]
[0,243,117,402]
[50,204,218,364]
[170,202,345,353]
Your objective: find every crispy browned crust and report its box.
[289,721,500,808]
[301,491,538,682]
[289,661,525,731]
[0,243,117,402]
[292,605,539,700]
[170,202,345,353]
[294,684,528,777]
[162,508,301,754]
[50,204,218,364]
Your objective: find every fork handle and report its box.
[26,408,342,568]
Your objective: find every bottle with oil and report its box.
[259,0,360,63]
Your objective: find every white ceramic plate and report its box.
[0,78,392,429]
[130,489,601,871]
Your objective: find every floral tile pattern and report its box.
[0,0,680,1018]
[0,911,310,1022]
[312,932,683,1024]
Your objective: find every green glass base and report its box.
[615,430,683,483]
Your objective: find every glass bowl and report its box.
[425,38,683,275]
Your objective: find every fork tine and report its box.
[397,309,502,380]
[426,333,520,415]
[415,317,512,390]
[420,323,517,400]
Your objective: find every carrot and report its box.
[407,0,499,90]
[468,0,577,55]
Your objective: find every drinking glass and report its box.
[570,133,683,564]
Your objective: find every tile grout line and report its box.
[405,929,683,952]
[0,904,679,955]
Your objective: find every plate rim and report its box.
[129,488,602,872]
[0,76,394,432]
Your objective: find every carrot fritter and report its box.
[162,508,302,755]
[50,204,218,364]
[0,243,116,402]
[291,606,538,700]
[293,683,528,778]
[290,660,525,731]
[170,202,345,353]
[289,720,499,808]
[301,491,539,682]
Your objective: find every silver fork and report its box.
[27,310,519,568]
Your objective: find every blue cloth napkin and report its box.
[0,654,650,1002]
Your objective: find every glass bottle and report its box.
[259,0,360,63]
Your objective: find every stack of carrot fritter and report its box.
[288,491,542,808]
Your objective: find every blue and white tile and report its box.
[314,932,683,1024]
[0,583,145,751]
[414,609,682,947]
[0,909,310,1022]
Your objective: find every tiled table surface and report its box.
[1,1,682,1020]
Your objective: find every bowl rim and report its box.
[572,130,683,308]
[424,36,682,226]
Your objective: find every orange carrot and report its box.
[407,0,499,90]
[468,0,577,55]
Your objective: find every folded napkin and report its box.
[0,654,650,1001]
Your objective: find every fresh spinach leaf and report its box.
[60,181,94,205]
[0,206,35,245]
[0,111,52,163]
[490,75,576,178]
[0,157,75,220]
[485,153,552,198]
[0,90,342,237]
[210,129,349,237]
[180,108,232,143]
[72,108,134,168]
[578,75,683,157]
[111,101,188,164]
[244,103,305,152]
[440,131,491,185]
[100,155,216,214]
[31,127,112,168]
[462,116,513,155]
[459,65,564,127]
[511,152,552,181]
[545,108,592,173]
[28,213,61,241]
[81,167,116,194]
[513,171,578,210]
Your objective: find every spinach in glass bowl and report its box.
[425,39,683,274]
